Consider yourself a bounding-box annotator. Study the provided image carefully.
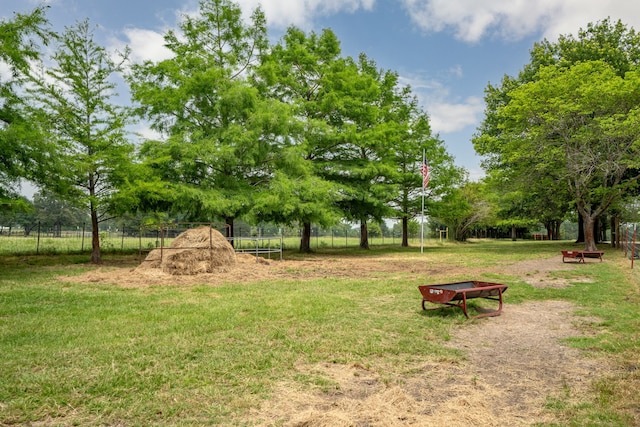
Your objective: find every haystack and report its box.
[138,226,236,275]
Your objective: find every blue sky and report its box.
[4,0,640,182]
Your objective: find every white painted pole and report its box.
[420,149,425,254]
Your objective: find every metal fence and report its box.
[137,222,284,263]
[621,223,639,268]
[0,222,420,256]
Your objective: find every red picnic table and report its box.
[561,250,604,263]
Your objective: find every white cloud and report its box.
[400,0,640,43]
[235,0,376,29]
[427,97,484,134]
[448,64,463,78]
[132,123,164,143]
[0,61,11,81]
[114,28,173,63]
[399,73,483,134]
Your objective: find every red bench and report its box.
[561,250,604,263]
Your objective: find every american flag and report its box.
[420,160,430,189]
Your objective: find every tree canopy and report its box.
[474,19,640,250]
[127,1,454,250]
[1,1,490,249]
[0,6,51,205]
[128,0,294,243]
[26,20,134,263]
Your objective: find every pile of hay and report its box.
[138,226,236,275]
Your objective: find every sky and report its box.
[4,0,640,183]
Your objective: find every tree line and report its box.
[474,18,640,251]
[1,1,640,263]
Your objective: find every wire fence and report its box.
[621,223,639,268]
[0,222,423,256]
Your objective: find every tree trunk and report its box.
[300,222,311,253]
[576,212,584,243]
[553,221,561,241]
[359,220,369,249]
[582,214,597,251]
[401,216,409,247]
[611,215,619,248]
[225,216,234,247]
[610,215,615,248]
[511,224,516,241]
[90,202,101,264]
[599,216,608,243]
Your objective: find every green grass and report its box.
[1,277,453,424]
[0,239,638,425]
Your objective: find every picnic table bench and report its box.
[561,250,604,263]
[418,280,508,319]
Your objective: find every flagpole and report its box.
[420,149,425,254]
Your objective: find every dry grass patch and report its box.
[244,300,608,427]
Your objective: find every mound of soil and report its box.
[137,226,235,275]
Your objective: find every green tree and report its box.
[498,61,640,250]
[0,6,51,203]
[26,20,134,263]
[430,181,494,241]
[253,27,348,252]
[387,95,463,247]
[329,54,399,249]
[33,190,86,236]
[128,0,288,244]
[0,196,35,235]
[483,168,571,240]
[256,26,459,251]
[474,19,640,251]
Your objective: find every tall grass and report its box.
[0,240,638,425]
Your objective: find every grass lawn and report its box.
[0,239,638,426]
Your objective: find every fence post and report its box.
[36,221,41,254]
[345,226,348,248]
[632,224,637,269]
[81,222,86,252]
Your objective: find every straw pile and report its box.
[138,226,236,275]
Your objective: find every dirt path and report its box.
[245,300,603,427]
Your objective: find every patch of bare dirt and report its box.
[62,255,588,289]
[60,253,448,287]
[495,257,594,288]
